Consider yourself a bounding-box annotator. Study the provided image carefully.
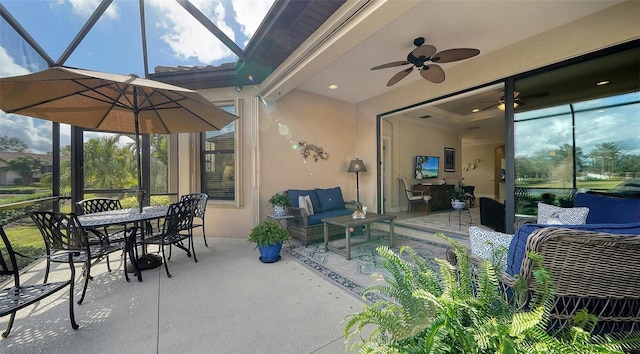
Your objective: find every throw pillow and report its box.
[298,195,315,216]
[315,187,345,212]
[537,203,589,225]
[469,226,514,272]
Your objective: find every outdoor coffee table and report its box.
[322,212,396,260]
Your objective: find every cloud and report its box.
[150,0,235,64]
[64,0,119,20]
[0,47,31,78]
[0,113,57,154]
[231,0,274,41]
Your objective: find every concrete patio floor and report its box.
[0,234,374,354]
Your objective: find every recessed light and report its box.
[596,80,610,86]
[328,84,338,90]
[472,108,480,113]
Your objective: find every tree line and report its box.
[1,135,168,193]
[516,142,640,182]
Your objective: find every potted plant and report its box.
[248,219,289,263]
[268,192,292,217]
[449,182,467,210]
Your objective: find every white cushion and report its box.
[537,203,589,225]
[298,195,314,216]
[469,226,514,271]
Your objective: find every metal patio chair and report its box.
[77,197,127,268]
[180,193,209,246]
[29,211,136,304]
[0,225,79,337]
[139,198,198,278]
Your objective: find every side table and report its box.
[448,208,472,230]
[267,214,295,248]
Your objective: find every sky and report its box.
[514,92,640,158]
[0,0,273,153]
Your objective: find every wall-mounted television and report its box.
[415,155,439,179]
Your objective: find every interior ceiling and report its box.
[293,0,627,146]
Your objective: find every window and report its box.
[201,101,240,202]
[514,46,640,216]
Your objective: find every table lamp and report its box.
[347,158,367,203]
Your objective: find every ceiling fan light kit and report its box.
[478,91,549,112]
[371,37,480,87]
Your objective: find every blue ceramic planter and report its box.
[258,242,282,263]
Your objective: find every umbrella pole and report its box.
[134,90,144,213]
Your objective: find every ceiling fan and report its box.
[371,37,480,87]
[477,91,549,112]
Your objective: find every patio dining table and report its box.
[77,206,169,281]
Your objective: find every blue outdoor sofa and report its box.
[285,187,355,245]
[450,192,640,337]
[506,192,640,276]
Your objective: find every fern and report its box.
[344,232,640,353]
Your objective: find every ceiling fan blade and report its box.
[411,45,436,58]
[431,48,480,63]
[387,67,413,86]
[478,103,498,112]
[420,64,445,83]
[371,61,410,70]
[519,92,549,99]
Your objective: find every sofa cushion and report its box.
[506,222,640,276]
[287,189,321,213]
[469,226,513,271]
[298,195,314,215]
[574,193,640,224]
[308,208,353,225]
[536,203,589,225]
[315,187,345,213]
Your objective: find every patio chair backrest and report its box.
[0,225,20,286]
[163,198,198,237]
[77,197,122,215]
[179,193,208,219]
[30,211,89,252]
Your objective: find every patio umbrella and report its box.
[0,66,238,211]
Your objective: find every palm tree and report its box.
[589,142,621,176]
[84,136,136,189]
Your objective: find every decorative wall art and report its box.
[444,147,455,172]
[299,141,329,162]
[463,158,481,171]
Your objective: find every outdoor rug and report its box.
[284,229,466,303]
[395,207,480,236]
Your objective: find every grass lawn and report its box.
[1,225,46,270]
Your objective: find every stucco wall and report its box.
[258,89,358,219]
[461,143,504,199]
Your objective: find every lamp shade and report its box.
[348,158,367,173]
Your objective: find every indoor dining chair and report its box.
[29,211,136,304]
[399,177,431,213]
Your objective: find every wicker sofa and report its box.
[506,192,640,276]
[285,187,355,245]
[450,227,640,336]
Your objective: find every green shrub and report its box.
[0,187,38,195]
